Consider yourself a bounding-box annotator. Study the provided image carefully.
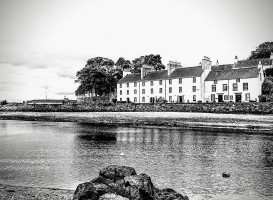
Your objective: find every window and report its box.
[169,79,172,85]
[159,80,162,85]
[127,83,129,87]
[224,95,228,100]
[159,88,163,93]
[142,97,145,102]
[193,86,196,92]
[127,90,129,95]
[142,82,145,86]
[134,89,137,94]
[211,94,215,102]
[236,78,240,83]
[230,95,233,101]
[243,83,248,91]
[169,96,172,102]
[179,78,182,84]
[169,87,172,93]
[134,97,137,102]
[233,83,238,91]
[223,84,228,91]
[193,77,196,83]
[120,90,122,95]
[134,82,137,87]
[120,98,122,102]
[120,83,122,88]
[151,88,153,94]
[150,81,153,86]
[193,95,196,101]
[214,80,217,84]
[142,89,145,94]
[245,93,250,101]
[212,85,216,92]
[179,87,182,93]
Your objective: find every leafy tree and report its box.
[248,41,273,59]
[115,57,132,70]
[265,68,273,77]
[75,57,118,97]
[0,100,7,105]
[132,54,165,73]
[262,76,273,96]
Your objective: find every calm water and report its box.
[0,120,273,200]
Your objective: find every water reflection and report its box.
[0,120,272,200]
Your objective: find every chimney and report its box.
[216,60,219,66]
[199,62,202,66]
[234,56,238,64]
[202,56,211,70]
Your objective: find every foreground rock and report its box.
[73,165,189,200]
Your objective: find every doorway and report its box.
[235,94,241,102]
[218,94,223,102]
[178,96,184,103]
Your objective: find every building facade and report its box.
[117,56,272,103]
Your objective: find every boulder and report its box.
[99,165,137,182]
[73,165,189,200]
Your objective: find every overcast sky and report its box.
[0,0,272,102]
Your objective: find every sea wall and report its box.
[0,102,273,114]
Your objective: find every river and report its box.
[0,120,272,200]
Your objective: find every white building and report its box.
[117,55,272,103]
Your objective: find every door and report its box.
[177,96,184,103]
[211,94,215,102]
[126,98,130,103]
[218,94,223,102]
[150,97,155,103]
[235,94,241,102]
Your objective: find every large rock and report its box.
[99,165,137,182]
[73,165,189,200]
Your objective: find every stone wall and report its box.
[0,102,273,114]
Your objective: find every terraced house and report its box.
[117,55,273,103]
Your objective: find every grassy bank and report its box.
[1,112,272,134]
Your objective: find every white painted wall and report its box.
[205,77,262,102]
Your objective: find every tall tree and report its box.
[248,41,273,59]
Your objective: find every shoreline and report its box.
[0,183,74,200]
[1,111,272,134]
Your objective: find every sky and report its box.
[0,0,272,102]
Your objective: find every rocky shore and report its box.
[0,111,272,134]
[0,184,74,200]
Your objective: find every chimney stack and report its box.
[216,60,219,66]
[234,55,238,64]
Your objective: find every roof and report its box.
[118,73,141,84]
[211,64,233,71]
[205,67,260,81]
[169,66,203,79]
[236,58,271,68]
[140,70,168,82]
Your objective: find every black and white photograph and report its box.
[0,0,273,199]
